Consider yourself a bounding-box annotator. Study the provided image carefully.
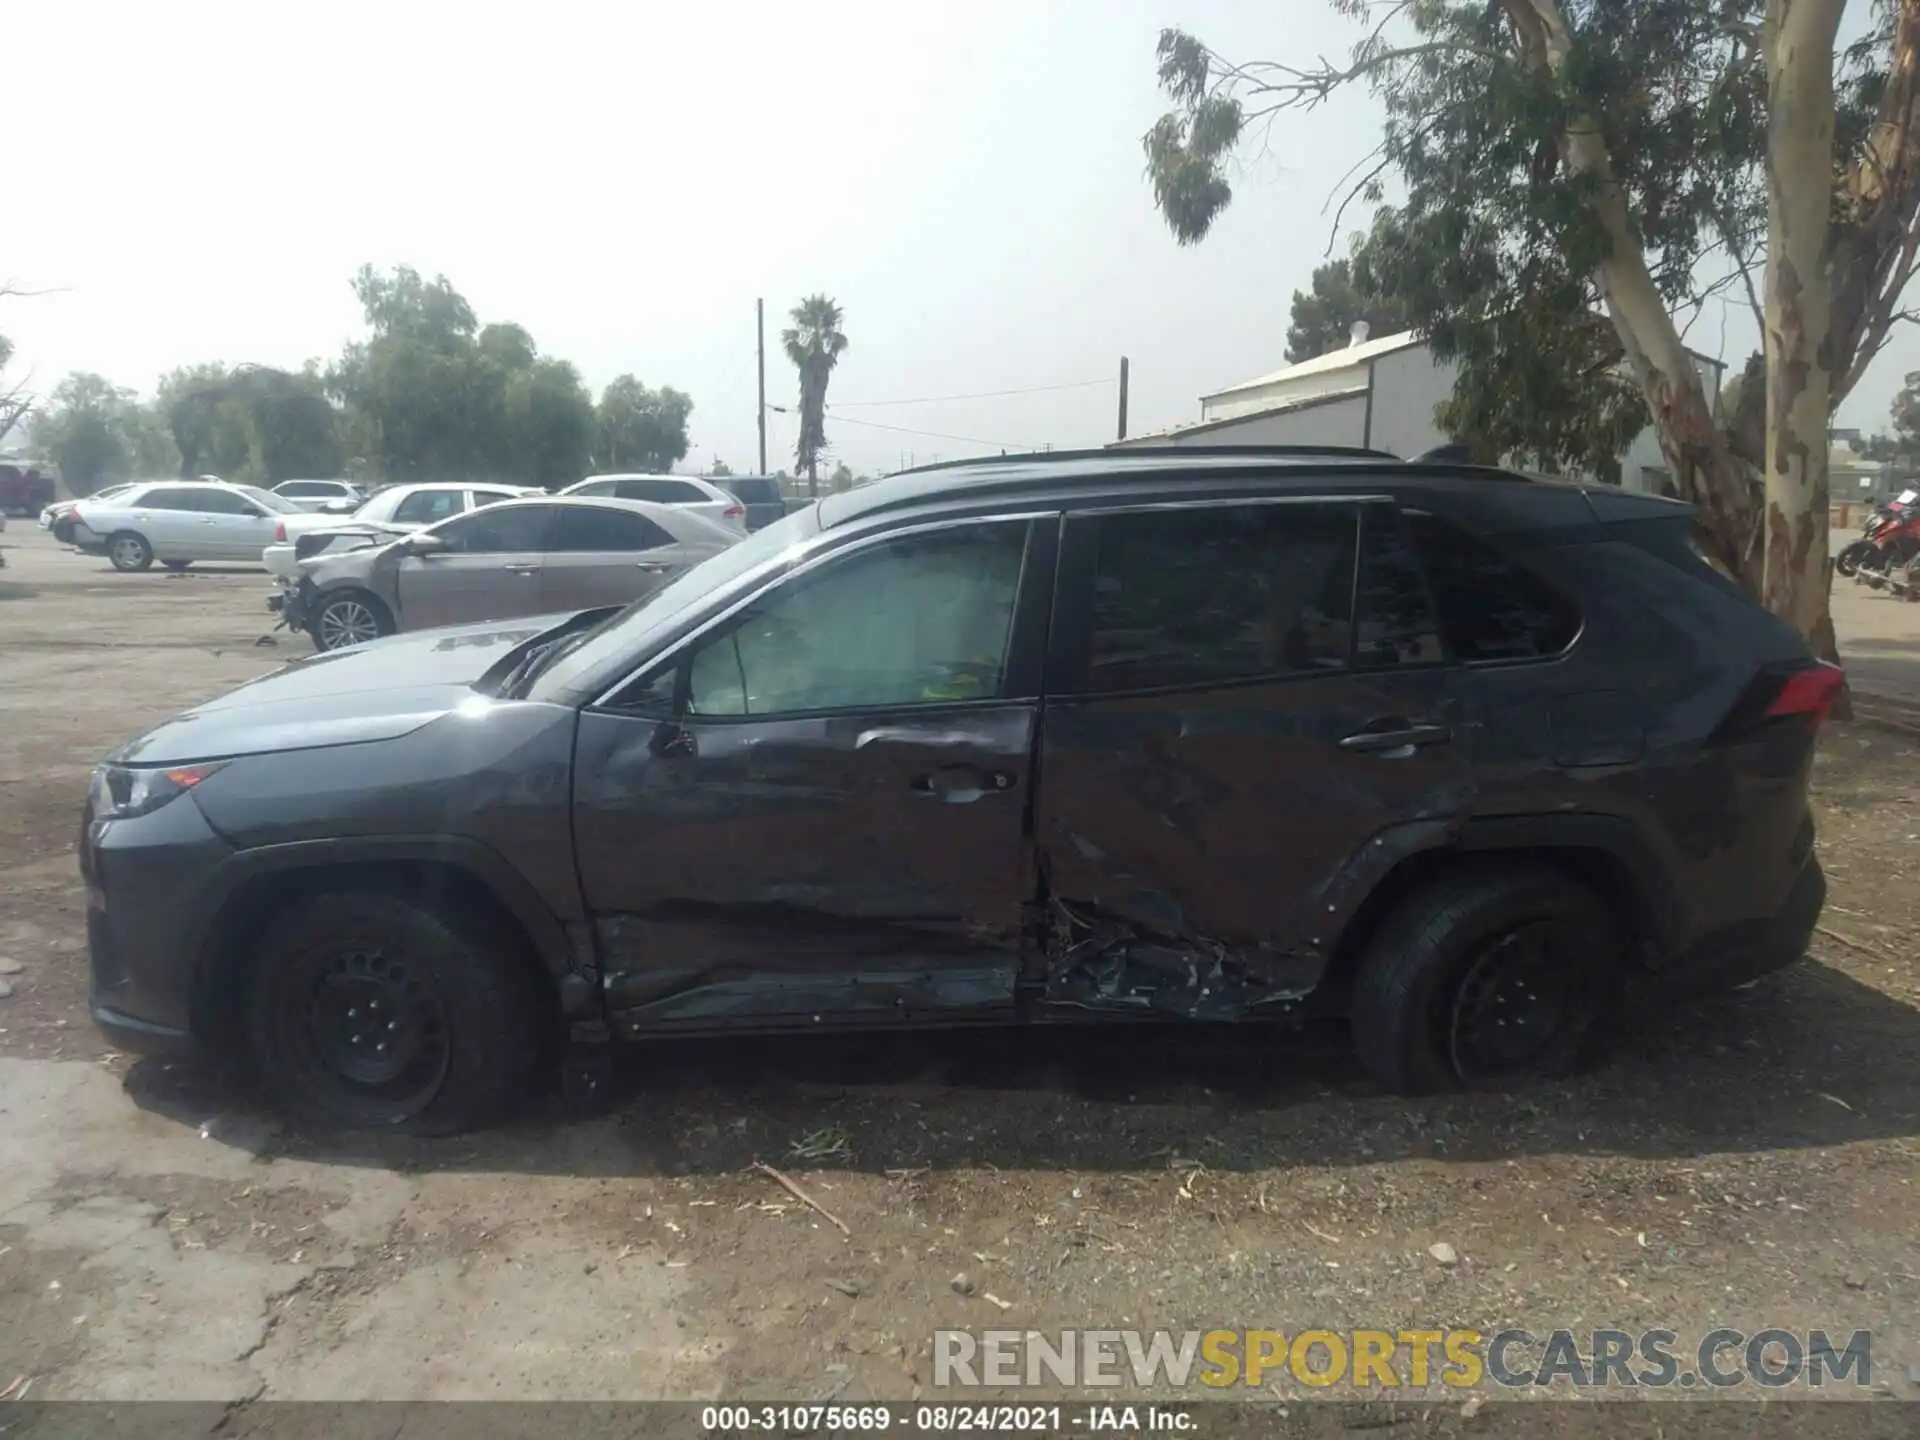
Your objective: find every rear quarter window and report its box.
[1404,510,1581,662]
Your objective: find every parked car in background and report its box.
[43,485,137,544]
[275,495,739,650]
[560,474,747,533]
[71,481,304,571]
[86,448,1834,1133]
[717,475,787,531]
[262,483,538,580]
[271,479,368,514]
[0,463,56,517]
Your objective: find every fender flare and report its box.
[187,833,578,986]
[1325,812,1687,963]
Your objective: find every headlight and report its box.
[89,762,226,821]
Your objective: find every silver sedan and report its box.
[277,496,741,651]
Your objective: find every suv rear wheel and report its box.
[243,889,543,1133]
[1351,864,1623,1093]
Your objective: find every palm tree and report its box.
[781,295,849,496]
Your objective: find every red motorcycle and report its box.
[1839,487,1919,577]
[1853,500,1920,597]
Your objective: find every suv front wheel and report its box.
[1351,864,1624,1093]
[243,889,544,1133]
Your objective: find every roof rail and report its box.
[894,444,1402,476]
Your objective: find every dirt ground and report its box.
[1,524,1918,1423]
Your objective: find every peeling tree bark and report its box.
[1763,0,1846,668]
[1504,0,1761,585]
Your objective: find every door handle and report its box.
[910,764,1013,802]
[502,563,539,575]
[1339,721,1452,759]
[635,560,673,573]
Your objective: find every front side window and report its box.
[682,521,1028,717]
[1076,502,1358,694]
[1404,510,1580,661]
[392,490,466,526]
[431,505,555,554]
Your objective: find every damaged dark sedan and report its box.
[83,449,1836,1131]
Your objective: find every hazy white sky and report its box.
[6,0,1911,475]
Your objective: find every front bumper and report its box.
[268,578,313,632]
[83,786,237,1058]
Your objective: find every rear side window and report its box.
[1077,502,1357,693]
[1404,510,1580,661]
[617,478,703,503]
[553,506,673,552]
[1355,509,1445,666]
[139,487,204,510]
[726,479,781,505]
[392,490,466,525]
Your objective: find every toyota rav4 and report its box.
[83,448,1837,1132]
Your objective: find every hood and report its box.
[111,615,576,766]
[278,509,407,540]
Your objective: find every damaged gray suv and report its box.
[85,448,1836,1132]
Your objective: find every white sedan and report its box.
[559,474,747,534]
[262,482,539,579]
[71,481,306,571]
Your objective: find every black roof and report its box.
[814,445,1689,535]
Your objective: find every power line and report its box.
[828,377,1114,408]
[823,412,1028,449]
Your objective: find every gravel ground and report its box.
[1,526,1916,1427]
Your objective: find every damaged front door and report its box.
[573,514,1056,1030]
[1036,496,1473,1018]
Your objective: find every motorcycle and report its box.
[1852,501,1920,592]
[1838,487,1919,577]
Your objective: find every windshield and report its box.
[528,503,822,699]
[726,478,781,504]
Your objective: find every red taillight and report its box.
[1764,661,1846,726]
[723,504,744,520]
[274,521,287,542]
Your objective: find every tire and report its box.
[1350,863,1624,1094]
[161,559,193,572]
[243,888,544,1134]
[108,532,153,572]
[309,588,394,651]
[1836,540,1874,578]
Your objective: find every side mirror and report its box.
[405,532,446,555]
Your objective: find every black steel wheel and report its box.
[1351,864,1623,1094]
[245,889,545,1133]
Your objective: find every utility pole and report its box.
[1117,356,1130,442]
[756,299,768,476]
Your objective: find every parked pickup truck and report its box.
[0,464,55,517]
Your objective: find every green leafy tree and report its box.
[1285,253,1412,363]
[705,456,734,477]
[829,460,854,491]
[596,376,694,473]
[159,364,341,482]
[781,295,849,495]
[1143,2,1920,662]
[31,373,178,494]
[503,359,596,489]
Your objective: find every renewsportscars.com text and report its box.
[932,1327,1873,1391]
